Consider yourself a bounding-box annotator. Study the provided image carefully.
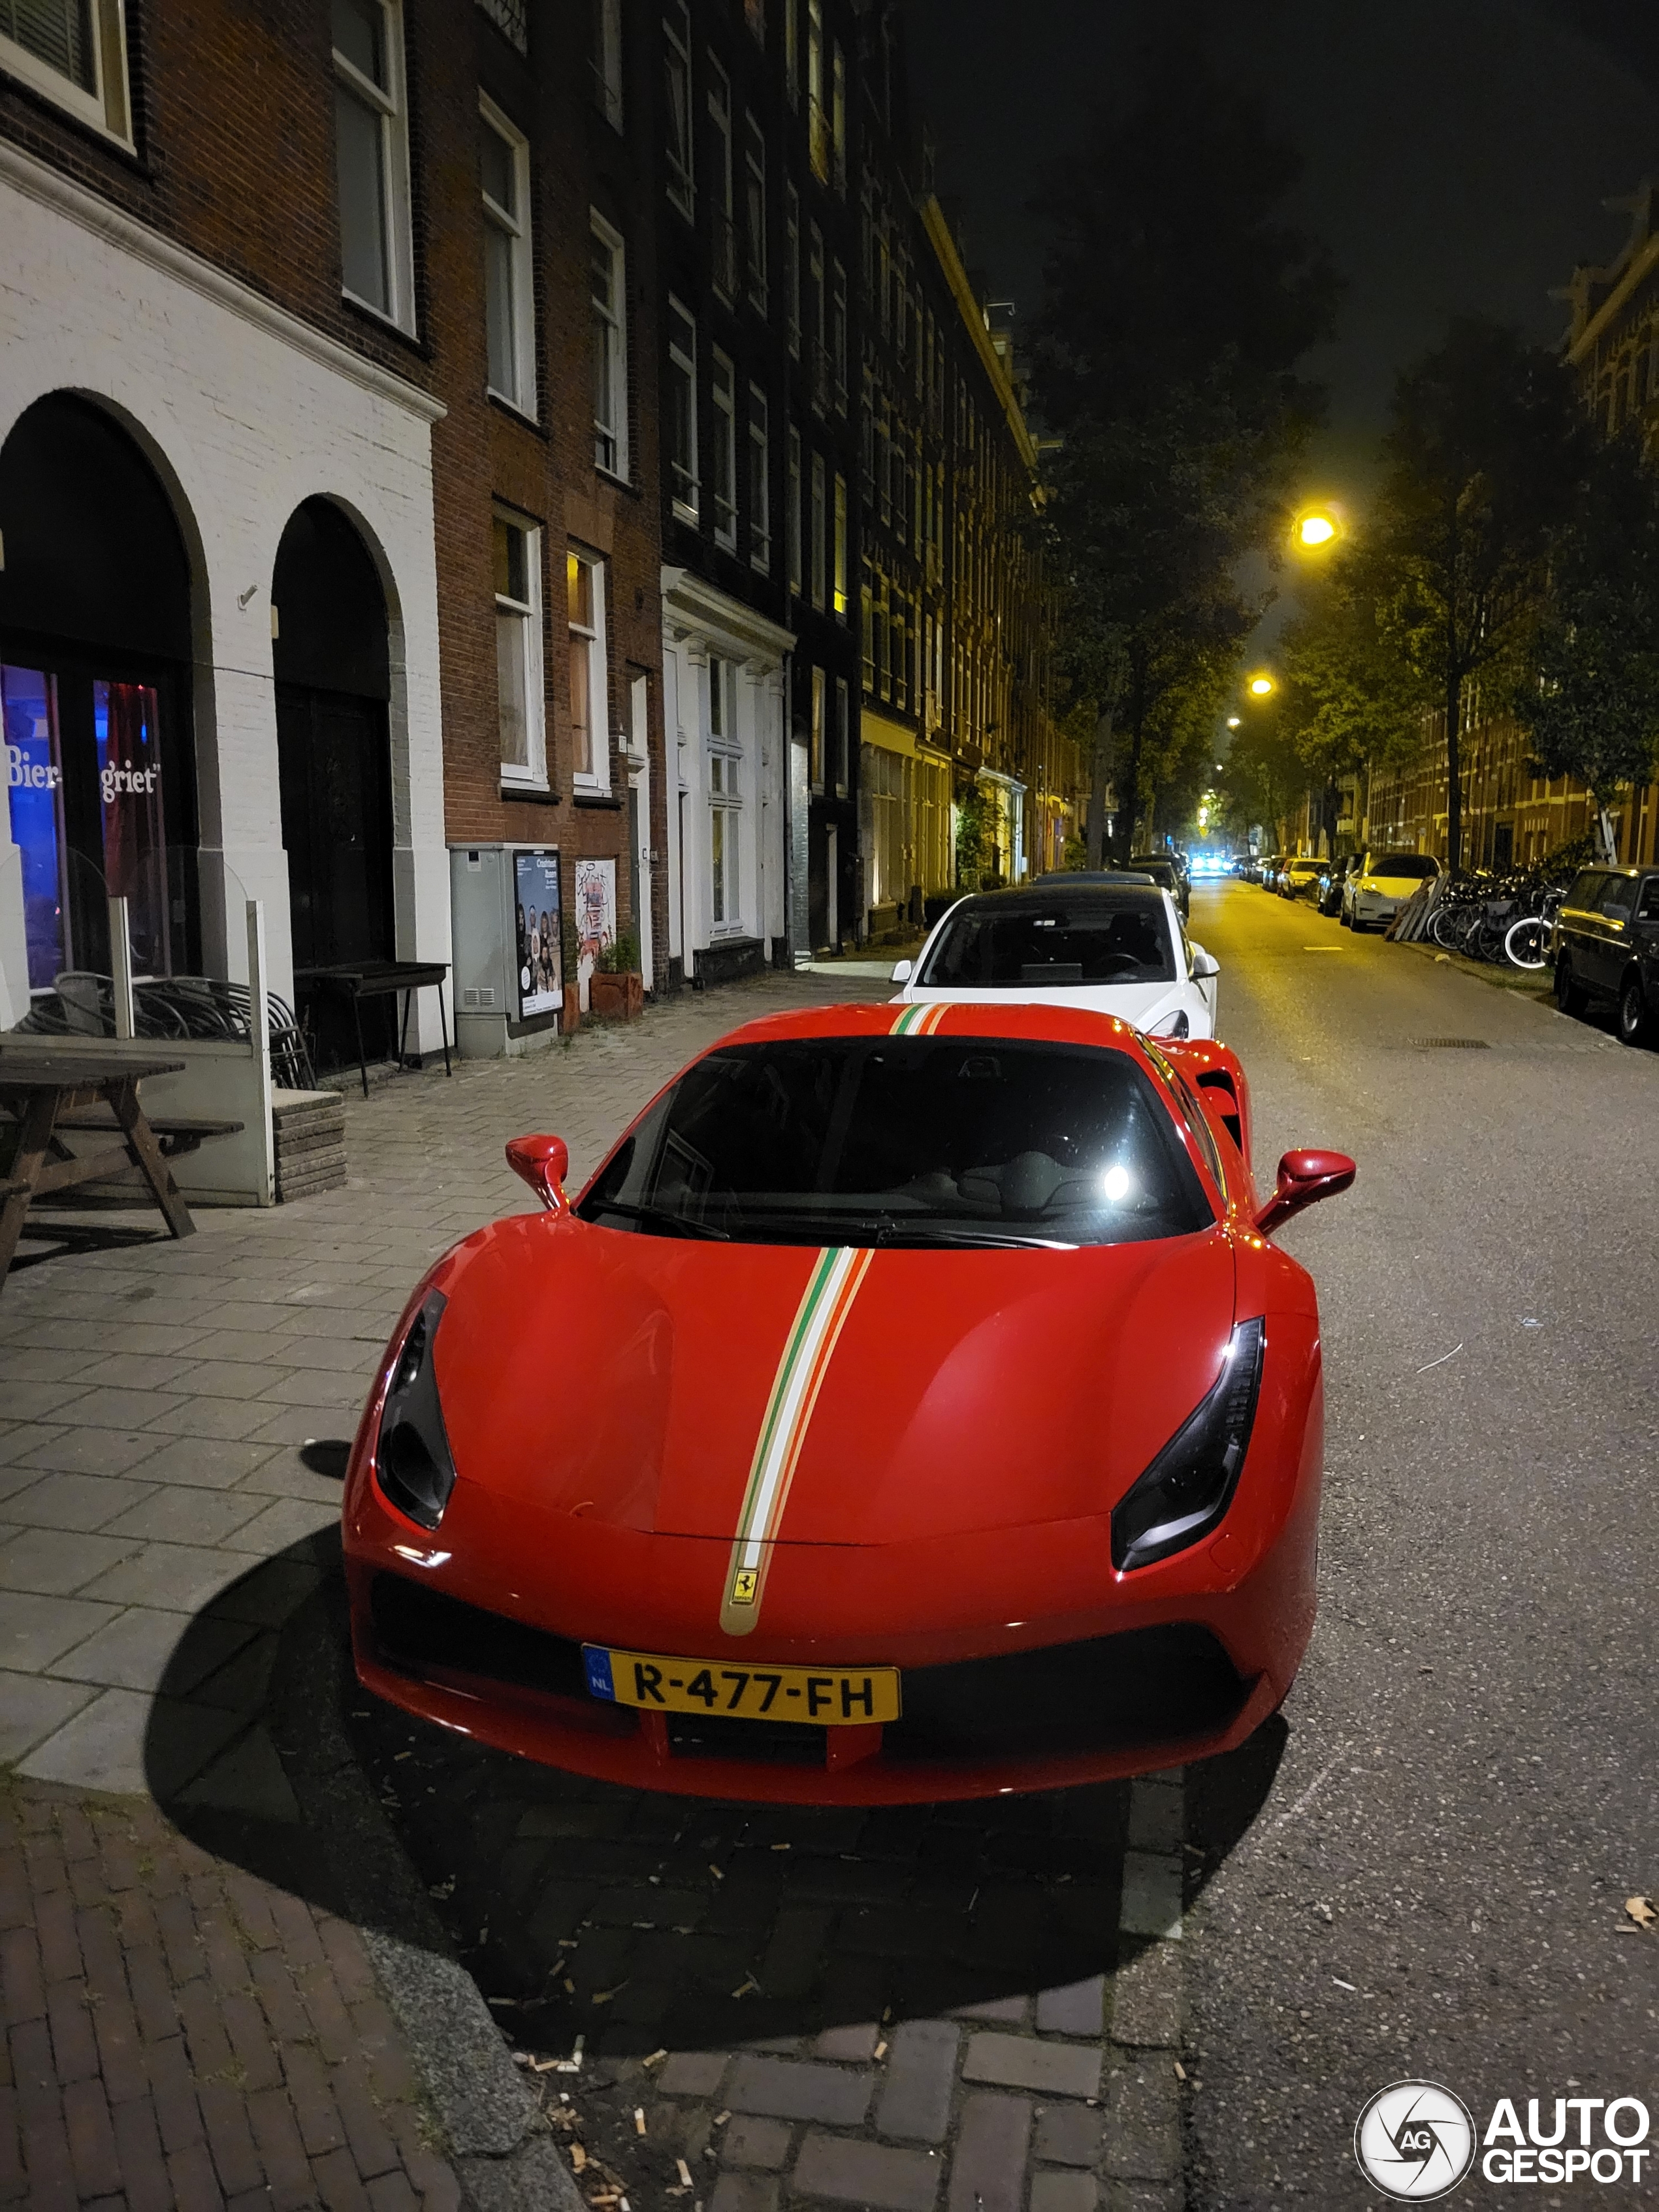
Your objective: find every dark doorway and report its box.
[272,501,393,1070]
[0,394,199,996]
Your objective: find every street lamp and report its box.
[1248,674,1275,697]
[1226,716,1240,729]
[1291,504,1342,553]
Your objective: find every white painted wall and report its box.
[0,144,449,1048]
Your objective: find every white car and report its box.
[1340,850,1442,931]
[891,878,1221,1039]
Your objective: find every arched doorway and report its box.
[0,393,198,995]
[272,500,394,1063]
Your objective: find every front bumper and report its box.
[342,1365,1321,1803]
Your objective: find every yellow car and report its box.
[1341,851,1441,931]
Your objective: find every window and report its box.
[832,474,847,620]
[477,0,526,50]
[743,0,764,44]
[830,261,847,411]
[749,388,771,572]
[810,453,827,612]
[831,41,846,191]
[591,0,622,127]
[590,214,628,478]
[494,511,545,787]
[709,657,742,931]
[333,0,415,330]
[784,185,801,358]
[861,560,874,689]
[568,549,609,790]
[809,664,826,791]
[786,427,803,597]
[807,0,828,182]
[833,676,849,795]
[744,114,767,310]
[664,2,694,217]
[711,350,737,549]
[666,298,698,519]
[808,224,826,410]
[783,0,797,108]
[709,59,735,301]
[480,101,535,415]
[1,0,131,140]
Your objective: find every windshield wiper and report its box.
[873,1221,1076,1251]
[583,1199,729,1240]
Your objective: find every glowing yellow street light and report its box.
[1248,674,1276,697]
[1226,716,1241,729]
[1291,503,1343,554]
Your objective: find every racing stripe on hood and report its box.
[720,1244,873,1635]
[890,1001,951,1035]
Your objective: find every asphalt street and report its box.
[1180,881,1658,2208]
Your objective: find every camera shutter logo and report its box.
[1354,2081,1475,2200]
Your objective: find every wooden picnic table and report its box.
[0,1047,240,1283]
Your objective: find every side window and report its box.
[1599,874,1637,921]
[1142,1042,1225,1196]
[1638,877,1659,922]
[1565,871,1603,914]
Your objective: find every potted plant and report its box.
[589,929,644,1019]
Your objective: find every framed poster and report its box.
[574,857,617,962]
[514,848,562,1020]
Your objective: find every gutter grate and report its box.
[1411,1037,1490,1049]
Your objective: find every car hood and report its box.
[431,1215,1238,1545]
[899,980,1197,1031]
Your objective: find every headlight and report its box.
[1110,1317,1265,1570]
[1154,1007,1191,1038]
[376,1290,458,1530]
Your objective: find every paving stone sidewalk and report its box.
[1,967,1193,2209]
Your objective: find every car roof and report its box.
[1028,869,1157,888]
[948,879,1168,912]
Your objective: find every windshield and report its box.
[916,900,1175,988]
[1370,854,1437,878]
[579,1037,1213,1249]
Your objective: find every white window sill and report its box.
[488,385,540,425]
[342,285,418,340]
[595,462,632,490]
[715,532,739,554]
[572,776,613,799]
[0,43,132,146]
[672,500,700,526]
[500,771,551,793]
[750,554,771,575]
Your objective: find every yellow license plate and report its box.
[583,1644,901,1725]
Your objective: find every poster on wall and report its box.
[3,664,67,992]
[514,849,562,1020]
[574,858,617,963]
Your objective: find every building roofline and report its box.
[1566,227,1659,368]
[918,194,1037,473]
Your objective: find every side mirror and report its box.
[1191,948,1220,980]
[890,959,914,984]
[506,1132,570,1213]
[1255,1148,1355,1236]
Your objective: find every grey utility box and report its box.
[447,842,565,1058]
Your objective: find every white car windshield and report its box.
[915,897,1176,987]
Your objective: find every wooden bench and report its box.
[40,1112,245,1161]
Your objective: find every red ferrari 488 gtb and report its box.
[343,1001,1353,1803]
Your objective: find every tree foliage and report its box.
[1030,27,1341,862]
[1278,557,1435,788]
[1510,429,1659,830]
[1370,319,1588,868]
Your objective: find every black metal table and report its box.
[295,961,453,1098]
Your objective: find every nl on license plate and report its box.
[583,1645,901,1725]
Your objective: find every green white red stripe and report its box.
[720,1245,873,1635]
[890,1001,952,1035]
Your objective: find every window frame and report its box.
[708,55,735,303]
[832,473,847,621]
[666,296,700,522]
[333,0,417,335]
[749,386,772,573]
[589,210,629,481]
[744,112,768,312]
[479,96,537,419]
[784,184,801,359]
[664,1,695,219]
[494,507,547,792]
[568,545,611,797]
[786,426,803,598]
[809,450,828,613]
[708,656,744,935]
[710,349,739,550]
[833,674,850,796]
[1,0,131,144]
[592,0,623,129]
[809,664,826,793]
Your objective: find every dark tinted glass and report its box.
[579,1038,1213,1248]
[1598,874,1637,919]
[1370,853,1437,878]
[917,900,1174,987]
[1566,870,1605,910]
[1638,877,1659,920]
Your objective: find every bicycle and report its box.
[1503,886,1565,970]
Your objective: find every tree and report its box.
[1509,430,1659,853]
[1030,27,1341,863]
[1371,319,1588,870]
[1218,696,1304,851]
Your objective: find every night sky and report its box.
[903,0,1659,630]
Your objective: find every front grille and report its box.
[368,1580,1248,1767]
[886,1624,1246,1762]
[371,1575,588,1699]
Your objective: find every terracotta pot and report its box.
[590,969,644,1019]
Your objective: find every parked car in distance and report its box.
[1130,854,1189,918]
[895,878,1221,1038]
[1552,865,1659,1044]
[1259,856,1286,893]
[1317,856,1359,916]
[1341,851,1442,931]
[1278,858,1325,903]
